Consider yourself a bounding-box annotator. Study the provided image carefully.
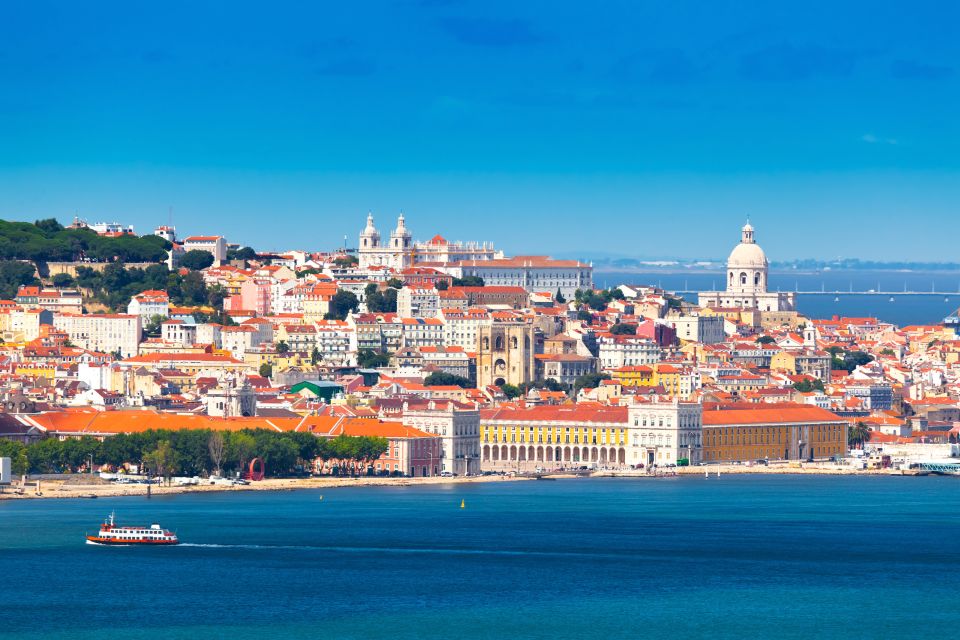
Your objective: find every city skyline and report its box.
[2,1,958,259]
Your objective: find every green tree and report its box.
[354,436,389,475]
[756,335,776,345]
[555,288,566,304]
[0,260,40,299]
[259,363,273,378]
[435,280,449,291]
[143,314,166,338]
[180,250,215,271]
[848,421,871,449]
[424,372,473,388]
[333,255,359,268]
[610,323,636,335]
[452,276,484,287]
[276,340,290,354]
[311,347,321,365]
[0,440,29,476]
[51,272,75,288]
[574,372,611,392]
[793,378,825,393]
[576,308,593,324]
[357,349,391,368]
[230,432,257,475]
[227,246,258,261]
[324,290,359,320]
[500,383,522,399]
[208,431,226,476]
[143,440,177,485]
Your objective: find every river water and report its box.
[2,476,959,639]
[595,269,960,325]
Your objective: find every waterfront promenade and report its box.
[0,463,930,501]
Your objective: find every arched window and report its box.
[495,336,504,351]
[740,272,747,286]
[729,271,734,285]
[482,337,490,350]
[511,337,518,349]
[754,272,760,286]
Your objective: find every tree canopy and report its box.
[0,260,40,299]
[574,372,612,391]
[3,430,391,477]
[452,276,484,287]
[180,250,215,271]
[0,219,171,263]
[324,290,359,320]
[75,263,225,312]
[365,283,398,313]
[424,372,473,388]
[357,349,391,368]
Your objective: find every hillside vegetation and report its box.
[0,218,170,263]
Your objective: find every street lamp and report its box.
[88,454,94,477]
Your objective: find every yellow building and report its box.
[479,404,629,471]
[702,404,848,462]
[610,366,655,387]
[15,364,57,380]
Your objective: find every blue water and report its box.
[2,476,959,639]
[596,269,960,325]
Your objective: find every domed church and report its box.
[698,221,796,312]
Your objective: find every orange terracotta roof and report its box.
[702,403,847,426]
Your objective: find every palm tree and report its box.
[848,421,871,449]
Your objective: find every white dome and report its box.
[728,242,767,269]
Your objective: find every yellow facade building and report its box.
[702,404,848,462]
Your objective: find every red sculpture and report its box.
[244,457,265,481]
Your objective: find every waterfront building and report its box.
[480,404,629,471]
[627,397,703,466]
[698,222,796,312]
[394,398,481,475]
[701,403,848,462]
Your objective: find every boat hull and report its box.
[85,536,179,546]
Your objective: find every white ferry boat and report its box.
[85,512,179,546]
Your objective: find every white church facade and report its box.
[357,213,501,270]
[698,222,796,312]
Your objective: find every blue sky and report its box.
[1,0,958,260]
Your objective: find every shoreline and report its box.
[0,474,533,501]
[0,465,940,501]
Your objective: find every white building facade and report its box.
[698,222,796,312]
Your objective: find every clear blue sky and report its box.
[1,1,958,260]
